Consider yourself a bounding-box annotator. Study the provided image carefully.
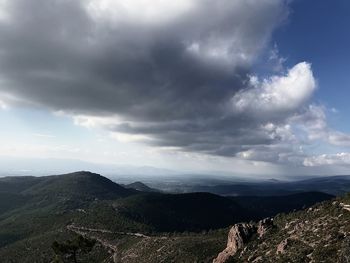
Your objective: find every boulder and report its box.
[213,223,256,263]
[213,218,274,263]
[276,238,289,254]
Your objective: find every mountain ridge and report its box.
[214,194,350,262]
[0,171,340,262]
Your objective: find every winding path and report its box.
[67,224,150,263]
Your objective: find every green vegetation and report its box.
[113,192,245,232]
[52,235,96,263]
[227,195,350,262]
[0,172,341,262]
[123,181,159,192]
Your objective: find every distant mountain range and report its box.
[0,171,336,262]
[0,156,180,177]
[122,181,160,193]
[174,175,350,196]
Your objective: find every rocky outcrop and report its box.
[276,238,289,254]
[213,223,256,263]
[213,218,274,263]
[340,202,350,212]
[257,218,274,237]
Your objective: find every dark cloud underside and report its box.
[0,0,317,161]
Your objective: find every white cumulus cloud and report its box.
[232,62,316,117]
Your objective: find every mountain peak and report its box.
[22,171,137,201]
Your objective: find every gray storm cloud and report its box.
[0,0,320,162]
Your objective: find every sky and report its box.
[0,0,350,177]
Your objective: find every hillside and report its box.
[214,194,350,263]
[0,176,44,193]
[0,172,138,250]
[0,172,337,262]
[0,171,137,202]
[0,171,137,219]
[113,192,245,232]
[22,171,136,199]
[123,181,159,192]
[231,192,333,219]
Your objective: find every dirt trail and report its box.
[67,224,150,263]
[67,224,150,238]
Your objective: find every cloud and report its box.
[109,132,151,144]
[0,99,7,110]
[231,62,316,118]
[32,133,56,139]
[0,1,291,146]
[0,0,287,118]
[86,0,196,25]
[0,0,9,22]
[328,132,350,147]
[304,153,350,167]
[268,44,287,72]
[291,104,350,147]
[5,0,346,167]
